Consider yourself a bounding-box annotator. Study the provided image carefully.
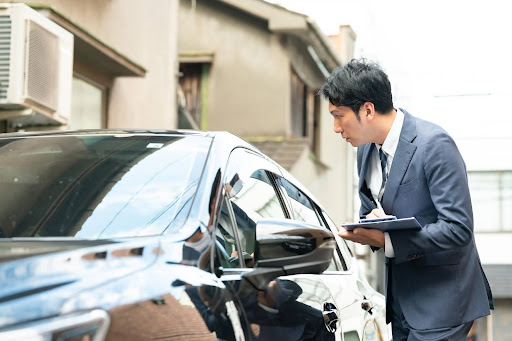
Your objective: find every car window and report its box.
[321,211,352,271]
[326,250,343,271]
[213,196,244,269]
[217,148,287,268]
[278,177,321,226]
[0,134,211,239]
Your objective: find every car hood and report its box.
[0,237,202,328]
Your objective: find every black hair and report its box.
[320,58,394,118]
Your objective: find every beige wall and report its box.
[179,0,290,136]
[7,0,179,129]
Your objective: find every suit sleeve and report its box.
[389,132,474,264]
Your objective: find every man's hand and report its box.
[338,226,385,248]
[338,208,391,248]
[366,208,387,219]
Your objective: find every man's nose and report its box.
[334,121,343,134]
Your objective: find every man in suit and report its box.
[320,59,493,340]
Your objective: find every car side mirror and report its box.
[242,218,335,290]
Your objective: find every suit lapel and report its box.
[357,143,377,214]
[358,143,374,193]
[381,111,418,214]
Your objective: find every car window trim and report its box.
[266,171,293,219]
[319,211,352,272]
[274,176,324,226]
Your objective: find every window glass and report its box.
[0,135,210,239]
[326,251,342,271]
[279,177,320,226]
[213,196,243,269]
[220,149,286,268]
[468,172,503,232]
[502,172,512,231]
[70,76,104,129]
[322,211,351,271]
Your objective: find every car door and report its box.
[212,147,339,340]
[319,211,389,341]
[275,174,388,341]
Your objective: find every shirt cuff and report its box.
[384,232,395,258]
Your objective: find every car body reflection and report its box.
[0,130,389,341]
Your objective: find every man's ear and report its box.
[362,102,376,121]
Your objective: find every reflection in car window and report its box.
[0,134,211,239]
[325,251,343,272]
[220,148,286,269]
[230,170,285,223]
[278,177,321,226]
[217,170,284,269]
[321,211,351,271]
[214,196,248,269]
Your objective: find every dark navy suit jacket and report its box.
[357,110,493,330]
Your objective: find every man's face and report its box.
[329,102,370,147]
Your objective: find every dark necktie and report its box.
[378,148,388,201]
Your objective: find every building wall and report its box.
[179,0,289,136]
[179,0,353,224]
[9,0,179,129]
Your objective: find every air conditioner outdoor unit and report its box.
[0,3,73,127]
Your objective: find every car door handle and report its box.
[361,298,374,315]
[322,302,339,333]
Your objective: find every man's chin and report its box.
[345,138,359,147]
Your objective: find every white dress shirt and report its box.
[364,108,405,257]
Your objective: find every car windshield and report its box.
[0,134,211,239]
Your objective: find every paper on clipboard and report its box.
[341,217,422,232]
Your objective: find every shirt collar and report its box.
[376,108,405,157]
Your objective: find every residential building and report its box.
[178,0,356,224]
[0,0,179,132]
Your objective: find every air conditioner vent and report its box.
[0,4,73,126]
[25,19,59,111]
[0,15,11,101]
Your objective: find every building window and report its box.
[290,68,321,156]
[468,171,512,232]
[70,75,106,130]
[290,68,307,137]
[178,63,210,130]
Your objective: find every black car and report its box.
[0,130,389,341]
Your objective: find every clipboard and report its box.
[341,217,422,232]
